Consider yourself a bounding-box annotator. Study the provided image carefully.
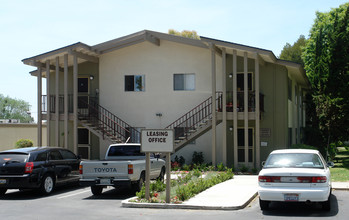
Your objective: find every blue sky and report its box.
[0,0,347,122]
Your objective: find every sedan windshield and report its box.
[264,153,324,169]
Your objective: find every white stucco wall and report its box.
[98,40,223,163]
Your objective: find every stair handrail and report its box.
[166,92,222,140]
[79,97,140,143]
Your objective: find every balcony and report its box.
[219,91,264,113]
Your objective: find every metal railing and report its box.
[166,92,222,141]
[224,91,264,112]
[78,97,140,143]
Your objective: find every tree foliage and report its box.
[302,3,349,146]
[279,35,306,66]
[168,29,200,39]
[0,94,33,123]
[15,139,34,148]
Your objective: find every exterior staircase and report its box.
[165,92,222,152]
[78,97,140,145]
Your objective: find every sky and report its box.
[0,0,348,122]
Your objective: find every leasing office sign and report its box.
[141,129,174,153]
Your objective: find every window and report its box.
[78,78,89,93]
[237,128,253,163]
[34,152,47,162]
[59,150,77,160]
[78,128,89,144]
[288,78,292,101]
[125,75,145,91]
[49,151,63,160]
[237,73,252,91]
[174,74,195,91]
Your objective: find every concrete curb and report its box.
[121,192,258,211]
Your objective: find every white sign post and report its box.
[141,129,174,203]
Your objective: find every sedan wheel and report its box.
[322,196,331,211]
[259,198,270,210]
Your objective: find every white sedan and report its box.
[258,149,334,211]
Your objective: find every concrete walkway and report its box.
[122,175,258,210]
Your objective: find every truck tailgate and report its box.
[80,161,129,179]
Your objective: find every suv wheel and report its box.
[0,189,7,195]
[40,174,55,195]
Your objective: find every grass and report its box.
[330,147,349,182]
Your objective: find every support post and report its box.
[145,152,150,201]
[55,57,60,147]
[233,50,238,169]
[37,66,42,147]
[46,60,50,146]
[222,48,227,165]
[73,55,78,154]
[244,52,249,166]
[211,43,216,166]
[166,152,171,203]
[255,53,260,169]
[64,54,68,149]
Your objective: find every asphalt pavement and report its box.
[122,175,349,210]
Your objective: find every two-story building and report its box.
[22,30,309,170]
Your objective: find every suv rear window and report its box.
[264,153,324,169]
[0,153,29,163]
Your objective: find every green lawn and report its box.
[330,147,349,182]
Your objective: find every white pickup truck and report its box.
[79,143,165,195]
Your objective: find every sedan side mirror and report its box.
[327,161,335,168]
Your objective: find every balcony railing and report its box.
[42,95,90,114]
[223,91,264,112]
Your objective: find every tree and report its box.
[302,3,349,150]
[0,94,33,123]
[168,29,200,39]
[279,35,307,66]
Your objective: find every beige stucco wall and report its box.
[0,123,47,151]
[98,40,223,162]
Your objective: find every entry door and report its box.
[237,128,254,163]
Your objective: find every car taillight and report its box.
[79,165,83,175]
[258,176,281,182]
[311,176,327,183]
[128,164,133,174]
[24,162,34,174]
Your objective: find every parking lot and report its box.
[1,184,349,220]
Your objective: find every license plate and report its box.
[0,179,6,184]
[99,179,111,185]
[284,193,299,202]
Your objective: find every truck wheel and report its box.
[0,189,7,195]
[39,174,55,195]
[91,186,103,196]
[157,167,165,182]
[134,172,145,192]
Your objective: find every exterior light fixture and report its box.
[229,73,233,78]
[90,75,94,80]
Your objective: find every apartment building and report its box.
[22,30,309,170]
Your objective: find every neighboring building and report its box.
[22,30,309,169]
[0,123,47,152]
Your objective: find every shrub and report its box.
[15,139,33,148]
[192,151,204,165]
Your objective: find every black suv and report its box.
[0,147,80,196]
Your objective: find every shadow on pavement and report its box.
[0,183,85,201]
[83,187,136,200]
[262,194,339,217]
